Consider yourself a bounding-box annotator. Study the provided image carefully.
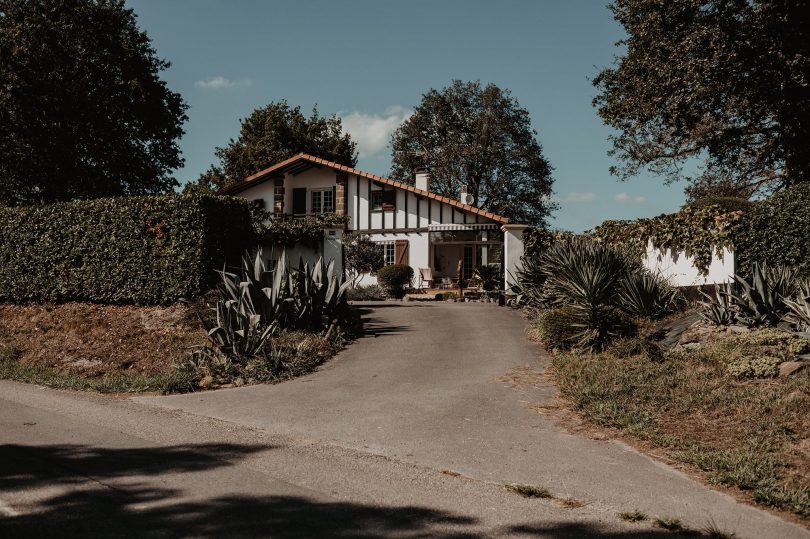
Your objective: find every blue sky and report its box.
[129,0,685,231]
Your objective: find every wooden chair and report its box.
[418,267,433,289]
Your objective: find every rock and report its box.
[402,296,410,302]
[199,375,214,389]
[728,325,751,333]
[682,342,702,350]
[233,377,245,387]
[779,361,805,377]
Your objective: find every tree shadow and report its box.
[0,443,696,538]
[353,306,412,337]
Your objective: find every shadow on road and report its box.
[354,306,412,337]
[0,443,692,538]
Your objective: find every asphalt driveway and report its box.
[136,302,807,538]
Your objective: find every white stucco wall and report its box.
[357,232,429,286]
[643,241,735,286]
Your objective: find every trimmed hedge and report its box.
[0,194,254,304]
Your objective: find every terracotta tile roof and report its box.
[218,153,510,224]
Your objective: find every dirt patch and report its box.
[0,303,205,377]
[498,364,548,388]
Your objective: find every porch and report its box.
[423,224,504,290]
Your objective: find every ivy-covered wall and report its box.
[0,194,254,304]
[524,185,810,277]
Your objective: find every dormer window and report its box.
[311,188,334,214]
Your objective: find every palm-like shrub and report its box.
[783,282,810,331]
[619,270,683,319]
[538,237,638,310]
[473,264,501,291]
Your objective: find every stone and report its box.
[682,342,702,350]
[199,375,214,389]
[234,377,245,387]
[728,325,751,333]
[779,361,805,377]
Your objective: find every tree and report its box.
[594,0,810,198]
[389,81,555,226]
[0,0,187,205]
[343,233,384,285]
[187,101,357,193]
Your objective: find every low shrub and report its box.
[619,270,683,319]
[725,354,783,378]
[538,305,635,352]
[347,284,386,301]
[376,264,414,299]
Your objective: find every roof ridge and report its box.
[219,154,509,224]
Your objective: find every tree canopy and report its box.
[187,101,357,193]
[389,80,555,226]
[0,0,187,205]
[594,0,810,198]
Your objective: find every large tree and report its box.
[594,0,810,198]
[389,81,555,226]
[0,0,187,205]
[188,101,357,193]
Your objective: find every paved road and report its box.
[1,302,807,537]
[135,302,805,538]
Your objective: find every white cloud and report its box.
[194,76,252,89]
[341,106,412,158]
[614,192,646,204]
[565,191,596,203]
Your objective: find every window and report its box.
[371,189,395,211]
[311,189,334,215]
[378,241,395,266]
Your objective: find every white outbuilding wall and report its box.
[642,241,735,286]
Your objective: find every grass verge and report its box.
[0,346,195,393]
[551,339,810,519]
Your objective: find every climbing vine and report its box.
[256,213,350,247]
[588,205,744,275]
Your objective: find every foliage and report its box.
[593,0,810,195]
[522,227,573,256]
[193,249,352,369]
[552,340,810,517]
[735,184,810,276]
[389,80,556,226]
[590,204,743,275]
[472,264,500,291]
[186,100,356,193]
[685,197,752,215]
[537,306,636,353]
[254,213,350,247]
[699,263,809,329]
[784,283,810,332]
[725,354,783,379]
[375,264,414,299]
[0,0,187,205]
[0,194,254,304]
[343,233,384,284]
[618,270,683,319]
[535,236,638,310]
[346,284,386,302]
[535,307,581,352]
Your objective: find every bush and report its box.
[736,184,810,276]
[347,284,385,301]
[376,264,414,299]
[619,270,683,319]
[0,194,254,304]
[538,305,635,352]
[344,233,385,284]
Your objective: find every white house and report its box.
[220,153,527,290]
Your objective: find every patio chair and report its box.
[418,267,433,289]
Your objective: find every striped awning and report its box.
[428,223,500,232]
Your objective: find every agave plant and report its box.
[728,262,789,327]
[196,249,351,364]
[784,282,810,332]
[619,269,683,319]
[699,284,736,325]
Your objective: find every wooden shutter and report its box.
[292,188,307,215]
[395,240,409,265]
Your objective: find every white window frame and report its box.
[310,188,334,215]
[377,240,396,266]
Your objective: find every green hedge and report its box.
[0,194,255,304]
[735,184,810,276]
